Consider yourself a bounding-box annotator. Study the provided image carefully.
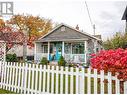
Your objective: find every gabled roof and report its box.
[122,6,127,20]
[37,23,101,42]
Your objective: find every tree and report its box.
[90,48,127,93]
[7,14,53,61]
[0,26,24,53]
[40,57,48,65]
[103,32,127,50]
[58,56,66,66]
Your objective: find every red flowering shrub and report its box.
[90,48,127,81]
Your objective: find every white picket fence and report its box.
[0,61,127,94]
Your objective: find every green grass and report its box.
[0,89,16,94]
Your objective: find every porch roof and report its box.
[36,23,102,42]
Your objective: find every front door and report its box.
[55,42,62,61]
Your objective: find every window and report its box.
[72,42,84,54]
[42,44,48,53]
[61,26,65,31]
[65,43,71,54]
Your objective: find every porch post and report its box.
[62,41,64,57]
[84,41,87,63]
[48,42,50,60]
[71,43,72,59]
[94,40,97,53]
[34,42,37,62]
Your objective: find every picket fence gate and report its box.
[0,61,127,94]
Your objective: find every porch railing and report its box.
[35,53,48,63]
[64,54,86,64]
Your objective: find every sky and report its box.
[2,0,127,41]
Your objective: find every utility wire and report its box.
[85,1,96,35]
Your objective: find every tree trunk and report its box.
[23,31,27,62]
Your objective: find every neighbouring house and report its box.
[122,6,127,32]
[8,45,34,61]
[34,23,102,65]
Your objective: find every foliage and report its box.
[40,57,48,65]
[7,14,53,47]
[103,32,127,50]
[90,48,127,81]
[0,24,24,53]
[58,56,66,66]
[6,53,18,62]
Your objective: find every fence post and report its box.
[79,68,84,94]
[124,81,127,94]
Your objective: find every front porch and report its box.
[35,41,89,65]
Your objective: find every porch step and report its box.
[50,61,58,65]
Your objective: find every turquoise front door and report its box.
[55,42,62,61]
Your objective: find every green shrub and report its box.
[58,56,66,66]
[6,53,18,62]
[40,57,48,65]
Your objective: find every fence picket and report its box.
[31,64,35,94]
[6,62,10,90]
[43,65,46,93]
[65,67,68,94]
[70,67,73,94]
[24,63,28,94]
[35,64,38,93]
[87,68,91,94]
[55,66,59,94]
[27,64,31,94]
[100,70,104,94]
[8,62,13,91]
[47,65,50,93]
[51,66,54,94]
[94,69,97,94]
[60,66,63,94]
[11,62,16,92]
[115,74,120,94]
[108,72,112,94]
[14,63,18,93]
[21,63,25,93]
[80,68,85,94]
[39,65,42,93]
[76,67,79,94]
[17,63,21,93]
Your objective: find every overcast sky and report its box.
[2,0,127,41]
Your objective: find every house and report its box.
[122,6,127,32]
[8,45,34,60]
[34,23,102,65]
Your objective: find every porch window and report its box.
[65,43,71,54]
[72,42,84,54]
[42,44,48,53]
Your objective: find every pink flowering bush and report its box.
[90,48,127,81]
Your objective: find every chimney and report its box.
[76,24,79,30]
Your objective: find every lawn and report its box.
[0,89,16,94]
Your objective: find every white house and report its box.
[34,23,102,65]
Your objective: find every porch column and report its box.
[48,42,50,60]
[62,41,64,57]
[34,42,37,62]
[84,41,87,63]
[94,40,97,53]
